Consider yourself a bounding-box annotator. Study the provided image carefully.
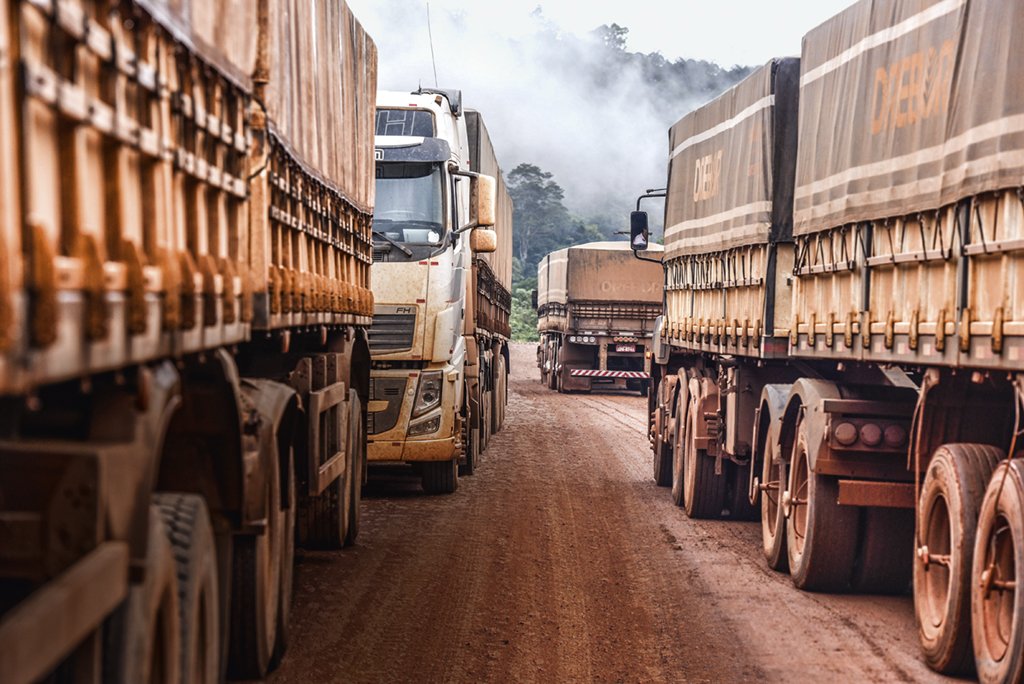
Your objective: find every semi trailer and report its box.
[368,90,512,493]
[536,242,662,395]
[0,1,377,681]
[633,1,1024,680]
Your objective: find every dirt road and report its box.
[270,343,946,683]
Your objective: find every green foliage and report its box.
[508,162,614,279]
[510,282,539,342]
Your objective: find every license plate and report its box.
[615,344,636,353]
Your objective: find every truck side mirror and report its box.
[530,289,538,310]
[630,211,649,251]
[472,174,497,228]
[470,227,497,253]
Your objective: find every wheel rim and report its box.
[789,443,810,558]
[921,492,953,634]
[978,514,1016,662]
[671,425,685,505]
[762,441,783,538]
[683,410,697,505]
[261,472,282,650]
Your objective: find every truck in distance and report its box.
[536,242,663,395]
[368,89,513,494]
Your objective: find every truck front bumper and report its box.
[366,366,461,463]
[367,435,458,463]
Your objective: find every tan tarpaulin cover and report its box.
[264,1,378,213]
[138,0,259,87]
[539,242,663,306]
[665,59,799,259]
[140,0,377,213]
[466,110,513,291]
[796,0,1024,234]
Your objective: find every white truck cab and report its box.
[368,89,498,494]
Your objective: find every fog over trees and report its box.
[351,3,752,338]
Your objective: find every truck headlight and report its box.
[408,414,441,436]
[412,371,443,417]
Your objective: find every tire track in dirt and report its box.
[270,344,947,683]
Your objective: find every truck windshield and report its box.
[374,162,445,246]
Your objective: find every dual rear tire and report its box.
[770,413,913,593]
[760,435,788,571]
[108,495,219,683]
[785,418,860,592]
[915,443,1003,675]
[971,457,1024,683]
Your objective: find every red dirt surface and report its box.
[269,343,947,683]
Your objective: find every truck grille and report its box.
[367,377,408,435]
[369,313,416,353]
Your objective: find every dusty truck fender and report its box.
[158,348,248,530]
[651,315,671,366]
[687,371,720,455]
[239,378,300,518]
[778,378,843,473]
[655,374,680,447]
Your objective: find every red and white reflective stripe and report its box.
[569,369,650,379]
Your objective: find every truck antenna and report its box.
[426,2,439,87]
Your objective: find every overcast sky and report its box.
[348,0,855,67]
[347,0,857,219]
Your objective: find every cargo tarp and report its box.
[795,0,1024,234]
[138,0,377,213]
[665,58,799,259]
[466,111,514,291]
[137,0,259,88]
[540,242,663,306]
[264,1,378,214]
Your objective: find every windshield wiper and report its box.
[372,230,413,257]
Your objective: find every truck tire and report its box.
[460,418,478,476]
[481,387,492,453]
[345,393,364,547]
[493,353,506,433]
[547,344,559,391]
[105,505,181,684]
[654,432,673,487]
[728,463,759,521]
[297,470,352,549]
[915,443,1002,674]
[670,412,686,507]
[297,398,357,549]
[653,391,674,487]
[786,414,860,592]
[851,507,914,594]
[270,448,297,670]
[228,448,284,679]
[683,407,728,519]
[461,384,480,476]
[422,458,459,494]
[971,458,1024,684]
[760,436,788,571]
[154,493,220,684]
